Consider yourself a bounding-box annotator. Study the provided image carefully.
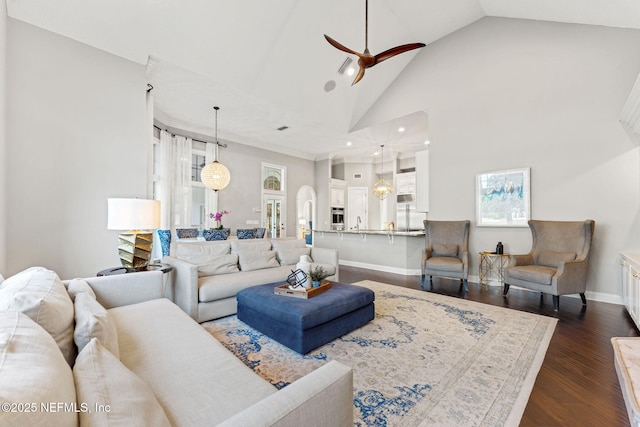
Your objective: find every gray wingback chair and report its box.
[503,219,595,311]
[421,220,470,292]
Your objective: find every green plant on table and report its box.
[310,265,330,282]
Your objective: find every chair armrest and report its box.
[310,247,339,281]
[78,271,164,309]
[217,360,353,427]
[509,254,534,266]
[162,255,199,320]
[555,259,590,293]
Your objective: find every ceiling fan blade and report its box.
[324,34,364,58]
[374,42,426,64]
[352,66,366,85]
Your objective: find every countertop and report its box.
[314,229,425,237]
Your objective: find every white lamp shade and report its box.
[107,198,161,230]
[201,161,231,190]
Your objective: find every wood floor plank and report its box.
[339,265,636,426]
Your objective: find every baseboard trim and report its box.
[339,260,421,276]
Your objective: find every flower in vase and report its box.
[209,210,230,230]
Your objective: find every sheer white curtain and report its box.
[157,131,193,229]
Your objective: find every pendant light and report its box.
[372,144,393,200]
[201,106,231,191]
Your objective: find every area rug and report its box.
[202,281,557,426]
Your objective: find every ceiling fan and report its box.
[324,0,426,85]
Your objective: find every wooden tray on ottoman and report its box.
[274,281,331,299]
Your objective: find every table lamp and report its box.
[107,198,161,270]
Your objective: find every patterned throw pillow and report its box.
[254,228,266,239]
[237,229,256,239]
[203,229,228,241]
[176,228,198,239]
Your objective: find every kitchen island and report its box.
[313,229,425,275]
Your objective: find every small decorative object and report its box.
[496,242,504,254]
[295,255,312,289]
[310,265,330,288]
[209,210,230,230]
[286,269,308,290]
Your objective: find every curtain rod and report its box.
[153,125,227,147]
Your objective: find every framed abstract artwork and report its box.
[476,167,531,227]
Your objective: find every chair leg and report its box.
[462,279,468,292]
[420,274,426,290]
[503,283,510,296]
[553,295,560,311]
[580,293,587,306]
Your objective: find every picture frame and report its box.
[476,167,531,227]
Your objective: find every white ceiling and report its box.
[6,0,640,160]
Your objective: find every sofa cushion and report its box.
[432,243,458,257]
[110,299,276,425]
[0,266,76,366]
[198,254,240,277]
[271,239,307,251]
[176,241,231,264]
[239,250,280,272]
[0,311,77,426]
[199,265,293,302]
[277,247,312,266]
[66,278,98,301]
[74,338,171,427]
[537,250,576,268]
[74,292,120,358]
[231,239,272,254]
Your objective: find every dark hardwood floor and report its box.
[339,265,637,427]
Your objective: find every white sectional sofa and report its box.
[163,238,339,323]
[0,266,353,426]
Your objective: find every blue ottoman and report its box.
[237,282,375,354]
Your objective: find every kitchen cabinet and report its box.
[621,253,640,330]
[330,188,345,207]
[396,172,416,195]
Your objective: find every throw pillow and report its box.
[238,250,280,272]
[74,292,120,359]
[236,229,256,239]
[537,250,577,268]
[0,312,78,427]
[74,338,171,427]
[432,243,459,257]
[175,241,231,264]
[66,278,97,301]
[276,248,312,266]
[197,254,240,277]
[0,266,76,366]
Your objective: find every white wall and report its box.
[0,3,7,275]
[6,19,148,278]
[359,17,640,302]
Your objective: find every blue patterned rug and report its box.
[202,281,557,426]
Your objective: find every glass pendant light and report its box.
[372,144,392,200]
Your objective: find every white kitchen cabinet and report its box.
[621,253,640,330]
[330,188,345,207]
[396,172,416,195]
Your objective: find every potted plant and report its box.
[309,265,330,288]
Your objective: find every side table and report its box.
[478,252,509,287]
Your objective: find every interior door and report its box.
[347,187,368,230]
[264,195,285,238]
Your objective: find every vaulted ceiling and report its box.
[6,0,640,160]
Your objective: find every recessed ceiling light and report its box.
[373,151,380,156]
[424,140,430,145]
[398,127,405,132]
[346,141,353,146]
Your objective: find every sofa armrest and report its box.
[217,360,353,427]
[310,247,339,281]
[162,255,199,320]
[79,271,165,309]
